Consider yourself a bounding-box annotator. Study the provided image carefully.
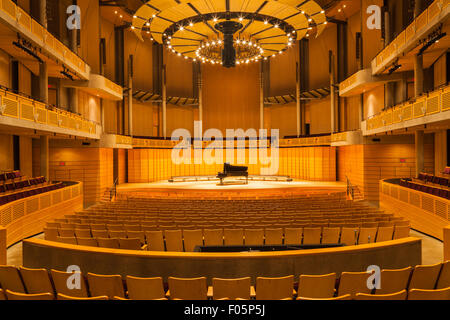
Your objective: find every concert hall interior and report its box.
[0,0,449,302]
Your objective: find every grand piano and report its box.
[217,163,249,185]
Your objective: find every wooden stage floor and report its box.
[116,179,347,199]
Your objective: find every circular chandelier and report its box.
[131,0,328,68]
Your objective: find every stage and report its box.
[116,178,347,199]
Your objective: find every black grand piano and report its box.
[217,163,249,185]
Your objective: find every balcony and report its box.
[363,85,450,136]
[330,130,363,146]
[371,0,450,76]
[0,89,101,139]
[99,134,133,149]
[0,0,90,80]
[339,69,404,97]
[62,74,123,101]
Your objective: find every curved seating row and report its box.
[0,261,449,300]
[0,181,64,206]
[400,179,450,200]
[45,225,411,251]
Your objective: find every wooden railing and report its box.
[0,182,83,247]
[0,89,98,136]
[0,0,88,78]
[365,85,450,132]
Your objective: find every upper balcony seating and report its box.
[417,172,449,187]
[0,170,21,183]
[443,167,450,175]
[400,179,450,200]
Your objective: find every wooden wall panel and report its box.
[309,23,337,89]
[269,48,296,96]
[124,32,153,92]
[78,0,100,74]
[362,0,384,68]
[166,104,195,136]
[266,103,297,138]
[78,91,101,123]
[337,145,365,197]
[19,136,33,178]
[0,134,13,172]
[202,63,260,131]
[309,98,332,134]
[0,50,10,88]
[364,85,385,119]
[165,51,193,98]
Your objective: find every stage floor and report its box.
[116,179,347,199]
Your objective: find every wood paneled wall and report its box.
[202,63,260,131]
[79,0,100,74]
[0,134,13,172]
[337,144,365,197]
[308,98,332,134]
[264,103,297,138]
[33,147,113,207]
[128,146,336,183]
[269,48,296,96]
[78,91,101,123]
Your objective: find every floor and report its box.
[7,229,443,268]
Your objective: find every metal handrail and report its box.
[346,175,354,200]
[109,178,118,202]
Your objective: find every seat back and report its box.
[355,290,407,300]
[298,273,336,299]
[165,230,183,251]
[183,229,204,252]
[408,287,450,300]
[264,228,283,245]
[126,231,146,244]
[436,261,450,289]
[50,269,89,297]
[108,230,127,239]
[97,237,120,249]
[118,238,142,250]
[145,231,165,251]
[74,229,92,238]
[126,276,165,300]
[203,229,223,246]
[223,229,244,246]
[408,263,442,290]
[358,227,377,244]
[0,266,26,293]
[168,277,207,300]
[256,275,294,300]
[284,228,302,245]
[57,293,108,300]
[376,267,412,294]
[393,225,410,239]
[87,273,125,299]
[76,237,98,247]
[5,289,53,300]
[19,267,55,297]
[56,236,77,245]
[337,271,372,298]
[58,228,75,237]
[302,227,321,245]
[321,227,340,244]
[91,230,108,238]
[43,227,58,241]
[375,226,394,242]
[339,227,359,246]
[212,277,251,300]
[244,229,264,246]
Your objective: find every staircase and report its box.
[346,176,364,202]
[100,178,118,202]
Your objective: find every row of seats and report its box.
[0,262,449,300]
[418,172,449,187]
[400,179,449,200]
[45,225,411,251]
[0,170,21,183]
[0,176,46,193]
[0,182,64,206]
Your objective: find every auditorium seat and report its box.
[339,227,359,246]
[51,269,89,298]
[97,237,120,249]
[375,267,412,294]
[75,229,91,238]
[57,293,109,300]
[203,229,223,246]
[92,230,108,238]
[244,229,264,246]
[284,228,302,245]
[44,227,58,241]
[297,273,336,299]
[408,263,442,290]
[119,238,143,250]
[355,290,407,300]
[19,267,55,297]
[167,277,208,300]
[224,229,244,246]
[56,236,77,245]
[264,228,283,245]
[393,225,410,239]
[164,230,184,252]
[321,227,340,244]
[375,226,394,242]
[5,289,53,300]
[87,273,125,299]
[0,265,26,293]
[337,271,372,298]
[145,231,165,251]
[408,287,450,300]
[297,294,351,300]
[124,224,141,231]
[127,231,146,245]
[209,277,253,300]
[90,223,107,230]
[58,228,75,237]
[436,261,450,289]
[126,276,166,300]
[255,275,295,300]
[302,227,322,244]
[109,230,127,239]
[358,227,377,244]
[183,229,204,252]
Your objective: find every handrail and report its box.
[109,178,119,202]
[346,175,354,200]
